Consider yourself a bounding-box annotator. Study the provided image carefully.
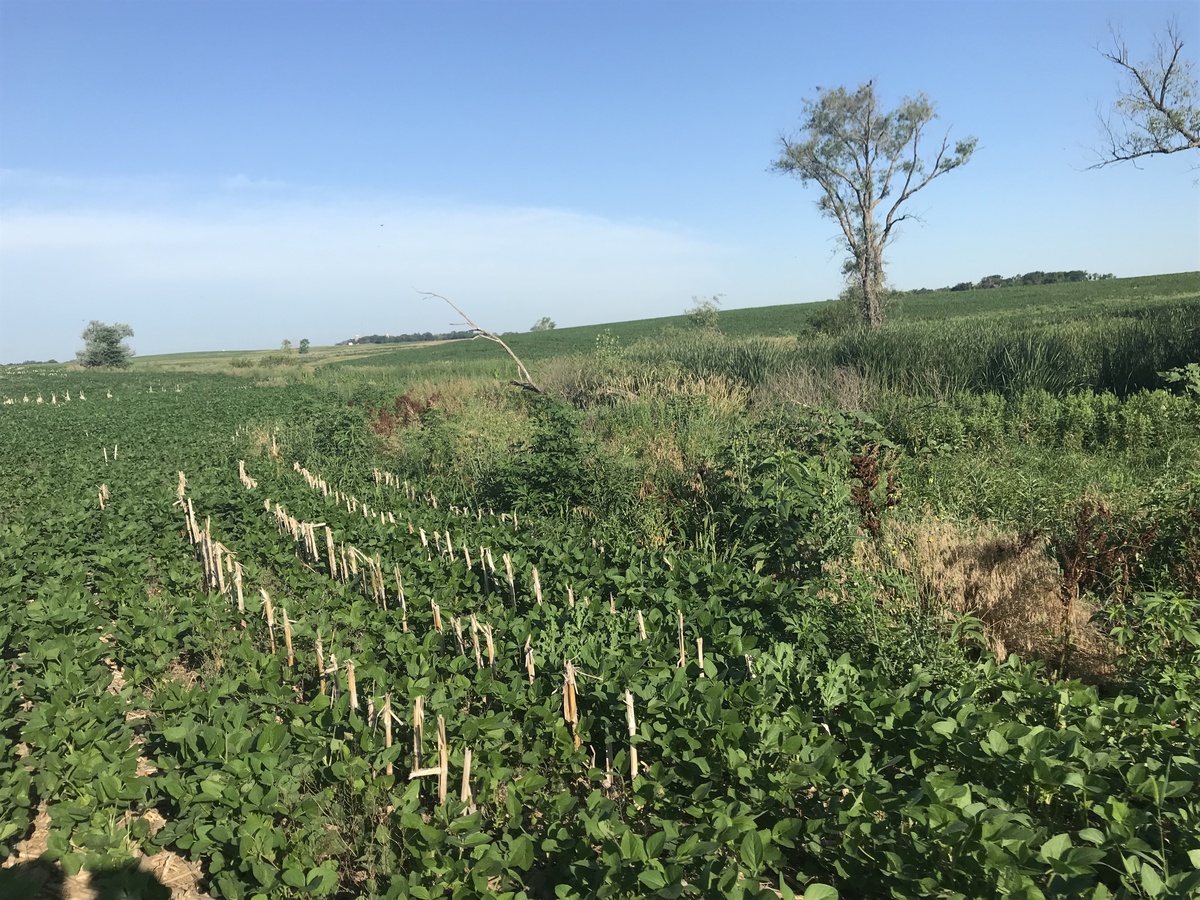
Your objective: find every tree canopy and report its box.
[1094,19,1200,167]
[773,82,976,329]
[76,321,134,368]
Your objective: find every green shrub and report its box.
[699,409,893,578]
[881,388,1200,456]
[1160,362,1200,398]
[478,394,640,522]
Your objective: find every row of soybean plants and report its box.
[160,451,818,899]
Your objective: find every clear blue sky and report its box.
[1,0,1197,362]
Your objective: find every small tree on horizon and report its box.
[530,317,556,332]
[686,294,723,329]
[281,339,293,352]
[76,321,135,368]
[299,338,311,354]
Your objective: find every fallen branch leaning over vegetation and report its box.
[419,291,543,393]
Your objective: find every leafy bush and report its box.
[700,409,893,579]
[478,395,641,523]
[685,294,723,330]
[799,298,860,336]
[1160,362,1200,398]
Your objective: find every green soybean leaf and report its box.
[638,869,667,890]
[1066,847,1107,869]
[60,852,85,877]
[508,834,534,871]
[984,729,1009,755]
[646,830,666,858]
[740,828,764,872]
[1140,863,1165,897]
[305,865,337,895]
[1039,833,1071,862]
[803,884,839,900]
[162,726,188,744]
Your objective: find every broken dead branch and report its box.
[419,291,543,393]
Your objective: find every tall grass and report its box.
[585,296,1199,407]
[827,301,1200,397]
[625,328,796,388]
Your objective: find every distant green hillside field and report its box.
[333,271,1199,370]
[123,271,1197,379]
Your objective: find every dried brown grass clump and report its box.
[162,659,202,691]
[753,364,873,410]
[243,424,282,460]
[538,356,749,413]
[668,373,750,414]
[364,392,441,435]
[404,378,480,415]
[858,517,1113,677]
[641,433,687,477]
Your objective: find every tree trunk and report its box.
[855,178,885,329]
[866,245,885,329]
[854,240,886,330]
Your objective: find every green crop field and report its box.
[320,271,1200,370]
[2,272,1199,899]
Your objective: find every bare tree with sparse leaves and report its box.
[773,82,976,329]
[1093,18,1200,168]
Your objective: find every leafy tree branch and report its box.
[1093,18,1200,167]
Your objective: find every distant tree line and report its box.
[907,270,1116,294]
[337,330,475,346]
